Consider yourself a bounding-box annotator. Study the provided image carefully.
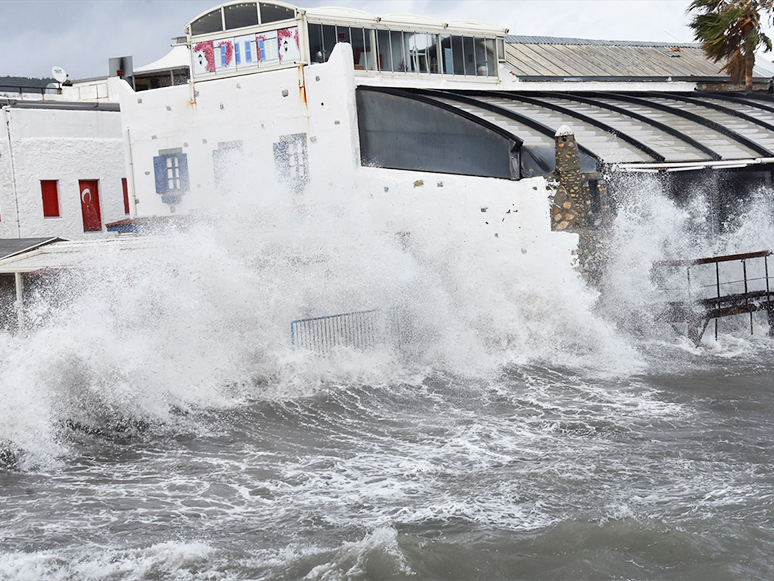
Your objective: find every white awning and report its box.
[134,45,190,75]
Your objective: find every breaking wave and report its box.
[2,164,772,469]
[0,164,643,468]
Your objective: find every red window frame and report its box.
[122,178,130,214]
[41,180,60,218]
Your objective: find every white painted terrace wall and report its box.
[0,106,128,239]
[118,43,361,218]
[118,43,576,263]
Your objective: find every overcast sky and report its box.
[1,0,704,80]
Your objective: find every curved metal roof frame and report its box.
[484,90,665,162]
[601,92,774,158]
[529,91,723,161]
[361,86,524,148]
[653,92,774,133]
[408,88,604,164]
[696,92,774,115]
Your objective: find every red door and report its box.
[79,180,102,232]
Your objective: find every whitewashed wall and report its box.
[0,112,13,233]
[117,43,576,262]
[0,106,127,239]
[117,43,362,218]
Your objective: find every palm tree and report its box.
[688,0,773,90]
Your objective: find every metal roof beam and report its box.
[601,92,774,158]
[482,90,666,162]
[529,91,723,161]
[693,92,774,115]
[358,86,524,147]
[408,88,604,164]
[643,91,774,135]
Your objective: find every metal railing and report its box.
[0,84,58,99]
[291,309,382,352]
[652,250,773,342]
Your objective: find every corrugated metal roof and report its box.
[506,35,696,47]
[505,36,773,80]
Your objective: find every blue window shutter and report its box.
[153,156,168,194]
[235,43,241,65]
[245,41,252,62]
[220,44,227,67]
[178,154,190,192]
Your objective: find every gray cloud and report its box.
[1,0,696,80]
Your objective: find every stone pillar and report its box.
[552,125,584,231]
[549,125,612,284]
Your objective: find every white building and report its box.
[0,81,130,239]
[114,1,580,262]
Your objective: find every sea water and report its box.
[1,169,774,580]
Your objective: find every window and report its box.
[405,33,438,73]
[452,36,465,75]
[440,34,453,74]
[377,29,392,71]
[224,3,258,30]
[307,22,499,78]
[273,134,309,192]
[463,37,476,76]
[153,151,190,199]
[484,38,496,76]
[191,9,223,36]
[309,23,325,63]
[260,3,295,24]
[213,141,244,186]
[122,178,130,214]
[40,180,60,217]
[322,25,337,61]
[351,28,375,71]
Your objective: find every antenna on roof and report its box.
[51,66,68,94]
[664,31,685,44]
[52,66,68,84]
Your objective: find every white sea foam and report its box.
[0,163,648,467]
[302,527,413,580]
[3,164,771,468]
[0,542,216,581]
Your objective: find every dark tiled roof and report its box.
[0,238,64,260]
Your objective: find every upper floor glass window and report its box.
[224,3,259,30]
[191,3,295,38]
[260,3,295,24]
[308,24,376,71]
[308,23,498,78]
[191,9,223,36]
